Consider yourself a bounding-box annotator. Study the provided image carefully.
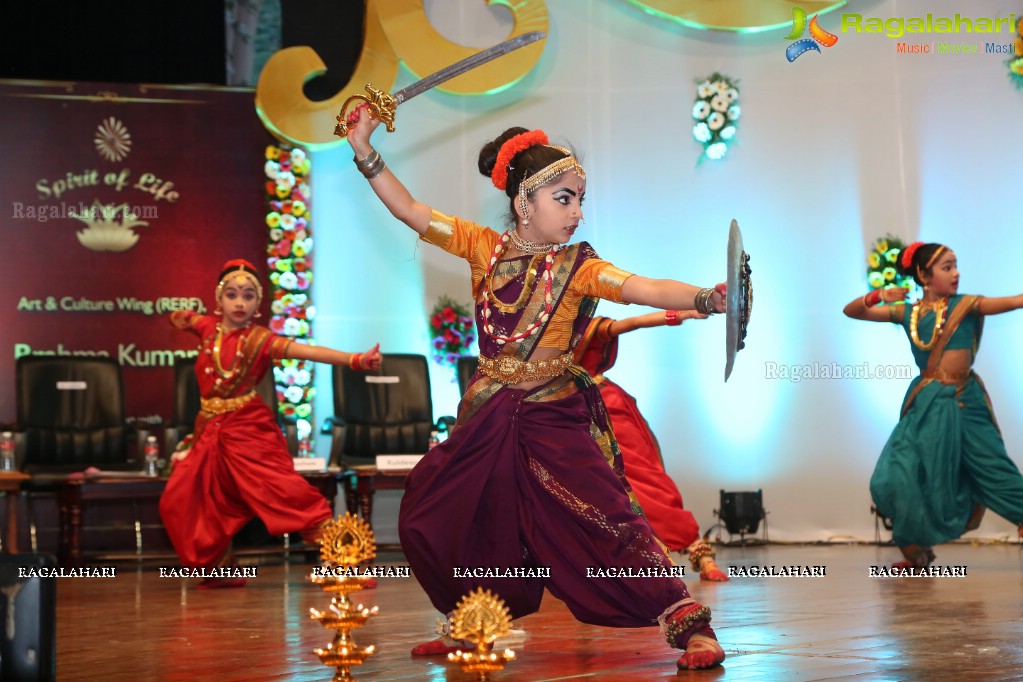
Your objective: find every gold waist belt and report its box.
[921,368,971,385]
[200,390,257,416]
[478,353,574,385]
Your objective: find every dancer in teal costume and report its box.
[845,242,1023,568]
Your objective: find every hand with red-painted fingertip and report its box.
[347,104,382,160]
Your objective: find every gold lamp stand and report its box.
[447,587,517,681]
[308,513,379,681]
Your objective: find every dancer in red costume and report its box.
[575,311,727,581]
[159,259,382,588]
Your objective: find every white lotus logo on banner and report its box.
[94,117,132,162]
[70,200,148,252]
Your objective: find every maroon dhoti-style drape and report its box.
[399,379,692,629]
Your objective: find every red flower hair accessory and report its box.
[220,258,258,274]
[492,130,549,190]
[900,242,924,269]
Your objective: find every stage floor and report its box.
[53,543,1023,681]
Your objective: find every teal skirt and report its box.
[870,375,1023,547]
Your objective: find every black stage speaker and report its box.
[0,554,57,681]
[719,490,765,536]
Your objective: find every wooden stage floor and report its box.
[53,543,1023,681]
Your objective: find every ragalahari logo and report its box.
[785,7,839,61]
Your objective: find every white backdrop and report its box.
[309,0,1023,543]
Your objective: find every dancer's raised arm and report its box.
[346,105,431,234]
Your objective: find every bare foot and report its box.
[700,559,729,582]
[677,633,725,670]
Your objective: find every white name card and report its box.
[365,375,400,384]
[56,381,87,390]
[293,457,327,472]
[375,454,424,471]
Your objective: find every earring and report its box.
[214,306,223,315]
[254,311,262,318]
[523,218,529,227]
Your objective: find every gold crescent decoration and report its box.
[255,1,398,149]
[375,0,548,95]
[625,0,846,33]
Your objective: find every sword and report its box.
[334,31,546,138]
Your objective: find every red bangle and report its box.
[665,310,683,326]
[863,290,883,307]
[349,353,362,370]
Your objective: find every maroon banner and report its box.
[0,80,273,426]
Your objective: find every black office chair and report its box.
[14,356,144,474]
[456,355,479,397]
[322,353,454,469]
[14,356,149,555]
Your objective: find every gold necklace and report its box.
[212,323,249,380]
[484,254,542,314]
[909,298,947,351]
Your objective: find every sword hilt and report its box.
[334,84,399,138]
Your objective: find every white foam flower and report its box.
[692,100,711,120]
[278,271,298,289]
[706,142,728,160]
[725,87,739,103]
[297,420,312,440]
[693,122,712,143]
[697,80,715,98]
[291,293,307,306]
[713,80,729,93]
[271,300,285,315]
[289,148,307,165]
[280,213,296,230]
[282,365,299,382]
[284,385,304,403]
[720,125,736,141]
[276,171,296,189]
[710,93,729,113]
[727,105,741,121]
[264,160,280,180]
[296,369,312,386]
[707,112,725,131]
[306,305,317,321]
[269,228,283,242]
[283,318,302,336]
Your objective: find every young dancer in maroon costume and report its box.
[347,104,726,671]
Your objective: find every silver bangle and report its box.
[354,149,385,179]
[695,287,718,315]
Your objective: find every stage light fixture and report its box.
[716,489,766,542]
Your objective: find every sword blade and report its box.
[393,31,546,104]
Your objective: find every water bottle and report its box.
[428,431,440,450]
[143,435,159,477]
[0,431,15,471]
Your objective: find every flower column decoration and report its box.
[1009,16,1023,88]
[264,144,316,446]
[692,73,740,163]
[866,235,915,298]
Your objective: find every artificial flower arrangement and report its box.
[692,73,740,163]
[1009,16,1023,88]
[429,296,476,370]
[264,143,316,443]
[866,235,916,298]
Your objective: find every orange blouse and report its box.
[421,210,633,350]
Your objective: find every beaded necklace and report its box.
[481,231,558,344]
[909,297,947,351]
